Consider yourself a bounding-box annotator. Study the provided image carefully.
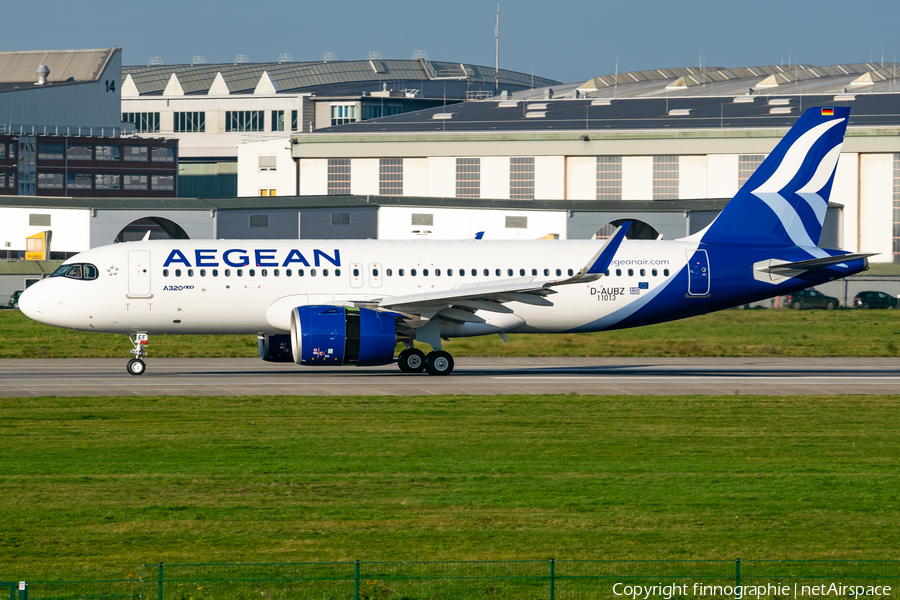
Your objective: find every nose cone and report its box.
[17,284,45,323]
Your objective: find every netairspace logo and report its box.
[611,582,892,599]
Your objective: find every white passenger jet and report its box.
[19,107,872,376]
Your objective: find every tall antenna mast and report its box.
[495,4,500,93]
[614,56,618,98]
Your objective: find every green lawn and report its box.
[2,394,899,581]
[1,308,899,359]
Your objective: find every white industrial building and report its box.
[227,63,900,263]
[121,59,559,197]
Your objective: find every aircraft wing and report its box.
[376,222,631,321]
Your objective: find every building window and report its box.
[271,110,284,132]
[291,110,298,131]
[95,174,120,190]
[894,154,900,254]
[151,174,175,190]
[259,189,276,196]
[122,112,160,133]
[174,111,205,133]
[379,158,403,195]
[0,172,5,187]
[38,144,64,160]
[330,105,356,126]
[123,174,148,190]
[249,215,270,228]
[259,156,276,172]
[37,173,64,188]
[510,157,535,200]
[653,155,679,200]
[226,111,264,132]
[0,143,5,158]
[124,146,148,161]
[67,144,92,160]
[506,215,528,229]
[67,173,92,189]
[331,212,351,226]
[5,172,14,188]
[456,158,480,198]
[95,145,121,161]
[597,156,622,200]
[151,147,175,162]
[29,214,51,226]
[327,158,351,195]
[739,155,766,189]
[411,213,433,226]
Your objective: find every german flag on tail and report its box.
[821,108,834,116]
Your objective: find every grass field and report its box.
[1,308,899,359]
[2,393,899,581]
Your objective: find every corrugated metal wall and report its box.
[178,161,238,198]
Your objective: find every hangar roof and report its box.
[0,48,118,93]
[308,92,900,134]
[121,59,560,96]
[530,62,900,99]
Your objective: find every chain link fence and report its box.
[18,560,900,600]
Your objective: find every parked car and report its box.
[7,290,22,309]
[782,288,840,310]
[853,291,900,309]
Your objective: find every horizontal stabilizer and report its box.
[761,253,874,275]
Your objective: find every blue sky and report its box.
[4,0,899,83]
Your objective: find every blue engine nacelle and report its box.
[290,305,397,366]
[258,334,294,362]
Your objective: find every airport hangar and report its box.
[237,62,900,264]
[120,57,560,198]
[0,48,178,199]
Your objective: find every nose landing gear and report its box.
[127,333,149,376]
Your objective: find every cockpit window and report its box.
[50,263,99,281]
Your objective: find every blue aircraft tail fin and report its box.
[701,107,849,247]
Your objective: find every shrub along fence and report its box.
[14,559,900,600]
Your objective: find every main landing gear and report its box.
[127,333,149,376]
[397,347,454,376]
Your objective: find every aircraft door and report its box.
[128,250,152,298]
[349,262,363,288]
[369,262,383,288]
[685,249,710,296]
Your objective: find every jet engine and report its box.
[258,334,294,362]
[290,305,397,366]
